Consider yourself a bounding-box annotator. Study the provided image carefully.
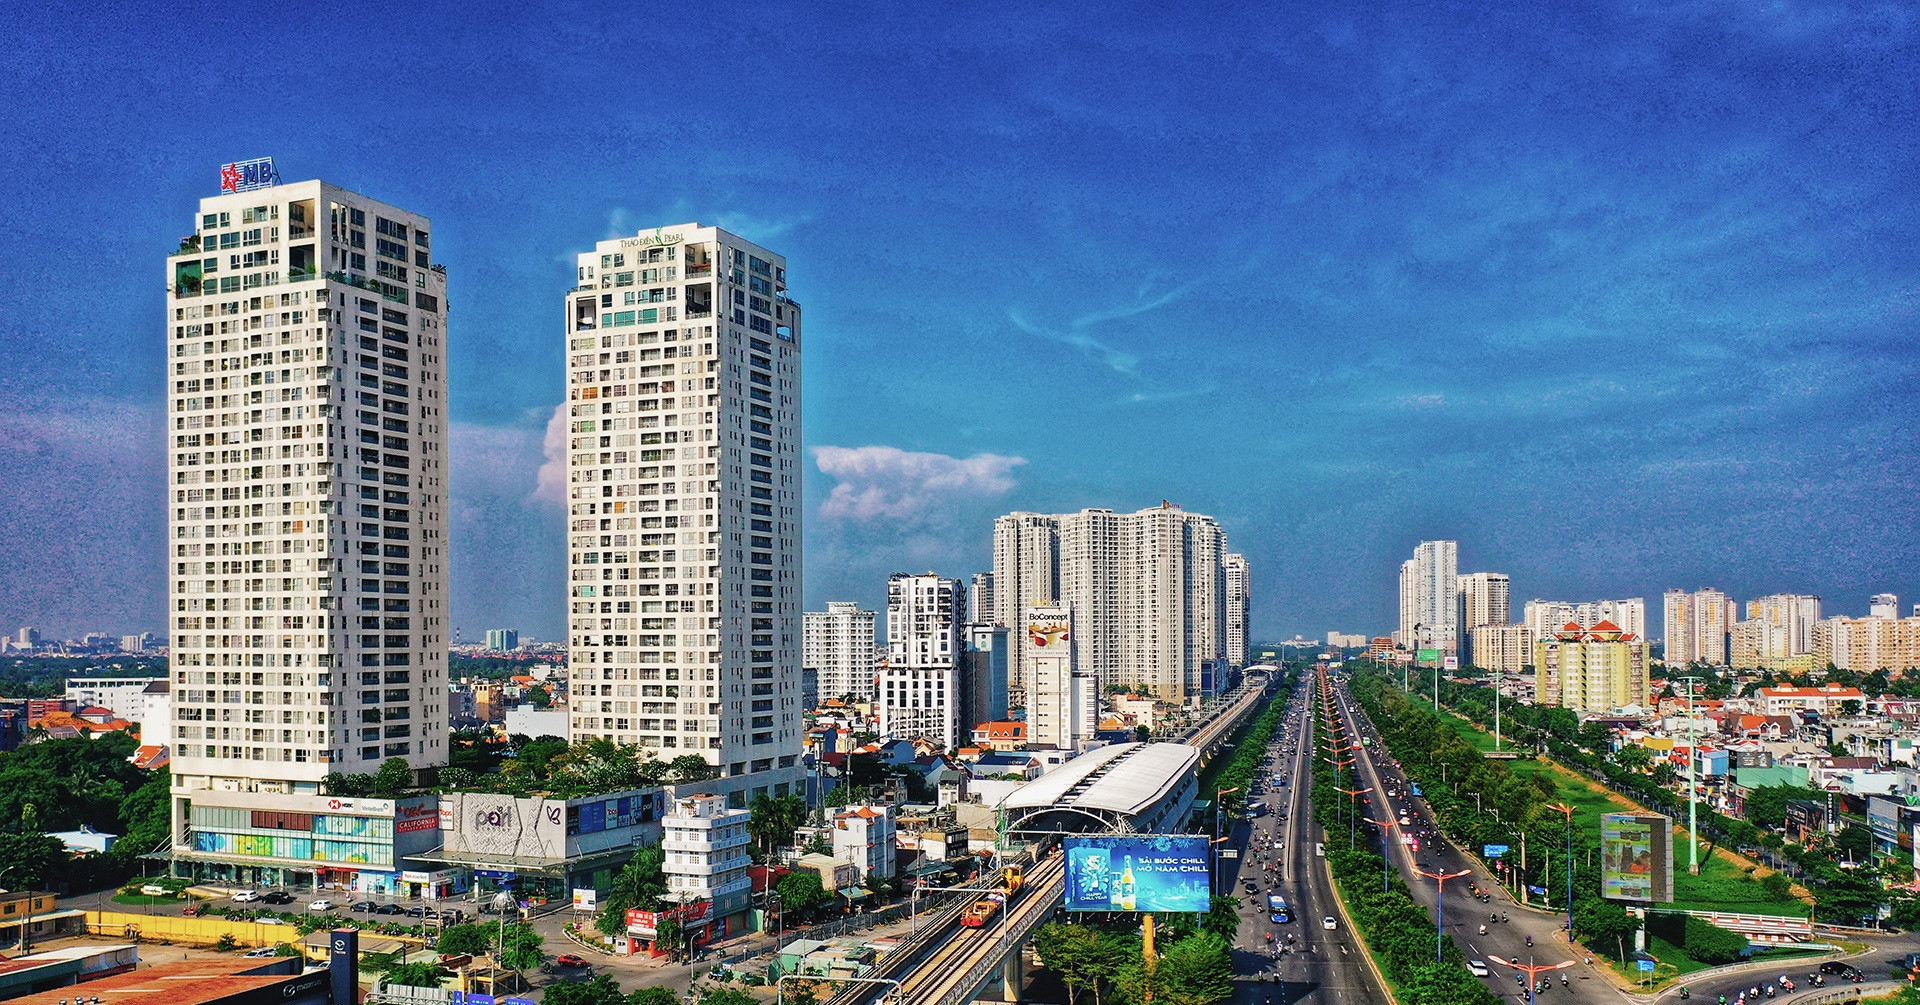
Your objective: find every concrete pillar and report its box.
[1002,946,1025,1003]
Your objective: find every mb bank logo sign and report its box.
[1064,835,1211,912]
[221,157,280,193]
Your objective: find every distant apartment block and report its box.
[1225,553,1250,668]
[483,628,520,651]
[1534,620,1648,713]
[804,602,877,704]
[1396,540,1458,653]
[880,573,964,751]
[1663,588,1734,666]
[992,503,1229,704]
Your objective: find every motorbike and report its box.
[1679,988,1690,1000]
[1502,913,1509,922]
[1526,935,1533,947]
[1480,925,1488,935]
[1764,987,1774,999]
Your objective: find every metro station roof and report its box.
[1000,742,1200,820]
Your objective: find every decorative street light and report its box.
[1411,867,1471,963]
[1362,818,1396,893]
[1545,802,1575,943]
[1334,786,1366,850]
[1675,674,1706,876]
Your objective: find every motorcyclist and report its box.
[1526,934,1533,947]
[1480,925,1488,935]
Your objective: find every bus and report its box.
[1267,895,1292,923]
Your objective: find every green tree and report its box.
[1742,785,1823,831]
[543,974,626,1005]
[371,757,414,797]
[435,923,494,957]
[497,922,546,972]
[1199,895,1240,942]
[1156,933,1234,1005]
[526,685,552,709]
[785,982,820,1005]
[670,755,716,782]
[383,962,450,988]
[777,871,829,914]
[1680,916,1747,965]
[628,989,679,1005]
[438,767,479,790]
[699,989,756,1005]
[0,832,66,888]
[1611,745,1651,772]
[1033,922,1126,1005]
[1759,872,1792,899]
[596,847,668,936]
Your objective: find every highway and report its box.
[1222,680,1391,1005]
[1324,671,1624,1005]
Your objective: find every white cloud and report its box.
[534,404,571,505]
[814,446,1026,523]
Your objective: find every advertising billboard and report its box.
[1601,812,1674,903]
[1064,835,1211,912]
[1025,606,1071,651]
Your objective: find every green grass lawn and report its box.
[111,892,187,906]
[1429,710,1807,919]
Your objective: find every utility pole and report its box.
[1493,663,1502,751]
[1677,674,1704,875]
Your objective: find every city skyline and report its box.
[5,4,1920,643]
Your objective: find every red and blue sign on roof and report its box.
[219,157,279,193]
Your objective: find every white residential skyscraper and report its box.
[881,573,964,751]
[1663,588,1734,666]
[968,572,996,627]
[992,503,1230,705]
[1396,540,1459,653]
[1744,594,1821,655]
[564,223,803,805]
[803,602,877,704]
[164,171,450,886]
[1225,553,1250,668]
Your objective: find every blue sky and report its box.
[2,0,1918,643]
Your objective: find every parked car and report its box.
[258,917,288,926]
[375,904,406,916]
[350,900,378,913]
[405,906,426,918]
[231,890,261,903]
[244,947,281,958]
[309,899,337,912]
[261,891,295,905]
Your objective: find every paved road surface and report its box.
[1223,683,1391,1005]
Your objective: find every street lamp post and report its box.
[1545,802,1575,943]
[1334,786,1365,850]
[1412,867,1470,963]
[1676,674,1705,875]
[1213,788,1240,896]
[1487,956,1576,1005]
[1363,818,1395,893]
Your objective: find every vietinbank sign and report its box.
[221,157,280,193]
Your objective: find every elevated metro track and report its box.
[818,671,1280,1005]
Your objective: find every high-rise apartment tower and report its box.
[803,602,877,704]
[563,223,802,805]
[1225,553,1250,668]
[164,170,450,885]
[880,573,965,751]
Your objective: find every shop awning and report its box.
[408,844,632,877]
[0,909,84,929]
[837,887,870,901]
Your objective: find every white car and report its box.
[1467,960,1490,978]
[309,899,337,912]
[258,917,287,925]
[1322,916,1337,930]
[231,890,261,903]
